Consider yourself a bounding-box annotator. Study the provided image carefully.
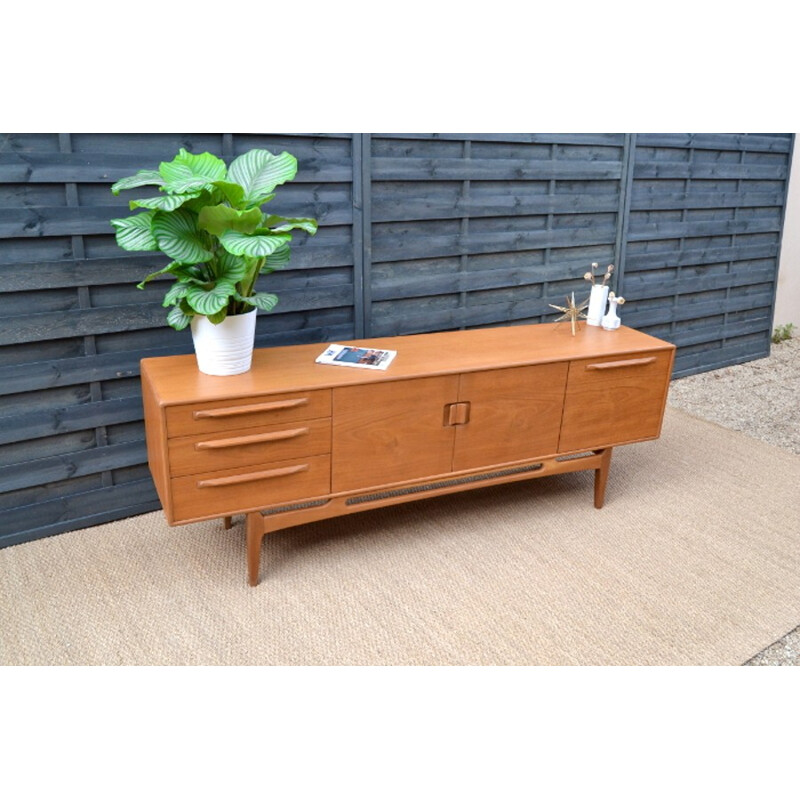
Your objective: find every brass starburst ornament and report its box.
[549,291,589,336]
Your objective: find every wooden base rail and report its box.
[236,448,613,587]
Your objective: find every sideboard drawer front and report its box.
[170,454,331,522]
[165,390,331,438]
[167,417,331,478]
[558,349,673,452]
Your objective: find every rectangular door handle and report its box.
[445,402,471,426]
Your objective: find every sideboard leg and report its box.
[223,516,233,530]
[594,448,613,509]
[246,512,263,587]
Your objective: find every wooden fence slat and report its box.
[636,133,792,153]
[0,396,144,446]
[625,242,780,271]
[372,157,624,182]
[0,152,354,184]
[0,347,184,396]
[671,338,771,378]
[626,217,782,242]
[1,306,171,346]
[667,319,772,349]
[371,225,619,263]
[623,268,777,300]
[629,190,786,211]
[1,281,355,346]
[374,133,627,146]
[622,290,775,328]
[371,193,620,223]
[371,263,577,302]
[0,199,352,239]
[0,440,147,493]
[0,478,160,546]
[633,161,788,181]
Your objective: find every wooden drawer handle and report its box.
[585,357,656,371]
[196,464,309,489]
[193,398,309,419]
[195,427,310,450]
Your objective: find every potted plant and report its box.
[110,147,317,375]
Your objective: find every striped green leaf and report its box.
[135,260,186,289]
[166,304,193,331]
[219,229,292,258]
[111,170,165,196]
[129,191,202,212]
[159,149,227,194]
[228,150,298,206]
[162,282,189,307]
[240,291,279,312]
[198,205,263,236]
[260,242,292,273]
[152,209,213,264]
[211,181,247,208]
[216,250,250,283]
[110,212,158,252]
[205,308,229,324]
[185,280,236,316]
[263,214,318,235]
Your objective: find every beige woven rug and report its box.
[2,407,799,666]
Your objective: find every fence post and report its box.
[614,133,636,299]
[352,133,372,338]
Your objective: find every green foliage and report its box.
[772,323,796,344]
[110,148,318,330]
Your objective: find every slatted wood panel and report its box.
[0,132,793,547]
[0,133,358,546]
[620,133,794,376]
[366,133,630,335]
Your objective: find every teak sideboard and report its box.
[141,323,675,586]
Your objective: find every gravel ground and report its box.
[667,335,800,666]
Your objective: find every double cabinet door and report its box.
[330,363,569,494]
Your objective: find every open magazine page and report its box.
[315,344,397,371]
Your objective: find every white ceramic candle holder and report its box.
[601,293,625,331]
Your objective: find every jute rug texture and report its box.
[2,407,799,666]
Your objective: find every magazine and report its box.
[315,344,397,371]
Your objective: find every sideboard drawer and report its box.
[558,349,673,452]
[167,417,331,477]
[170,454,331,522]
[165,390,331,438]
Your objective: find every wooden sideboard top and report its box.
[141,322,675,406]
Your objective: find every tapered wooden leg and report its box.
[594,448,613,509]
[223,516,233,530]
[246,512,264,587]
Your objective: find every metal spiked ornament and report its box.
[549,291,589,336]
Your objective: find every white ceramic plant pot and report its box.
[586,284,609,326]
[190,309,257,376]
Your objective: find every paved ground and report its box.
[668,335,800,666]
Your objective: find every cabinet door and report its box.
[558,349,673,452]
[452,363,568,472]
[331,375,459,493]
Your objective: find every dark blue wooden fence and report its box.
[0,132,793,546]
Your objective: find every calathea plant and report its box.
[110,148,317,330]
